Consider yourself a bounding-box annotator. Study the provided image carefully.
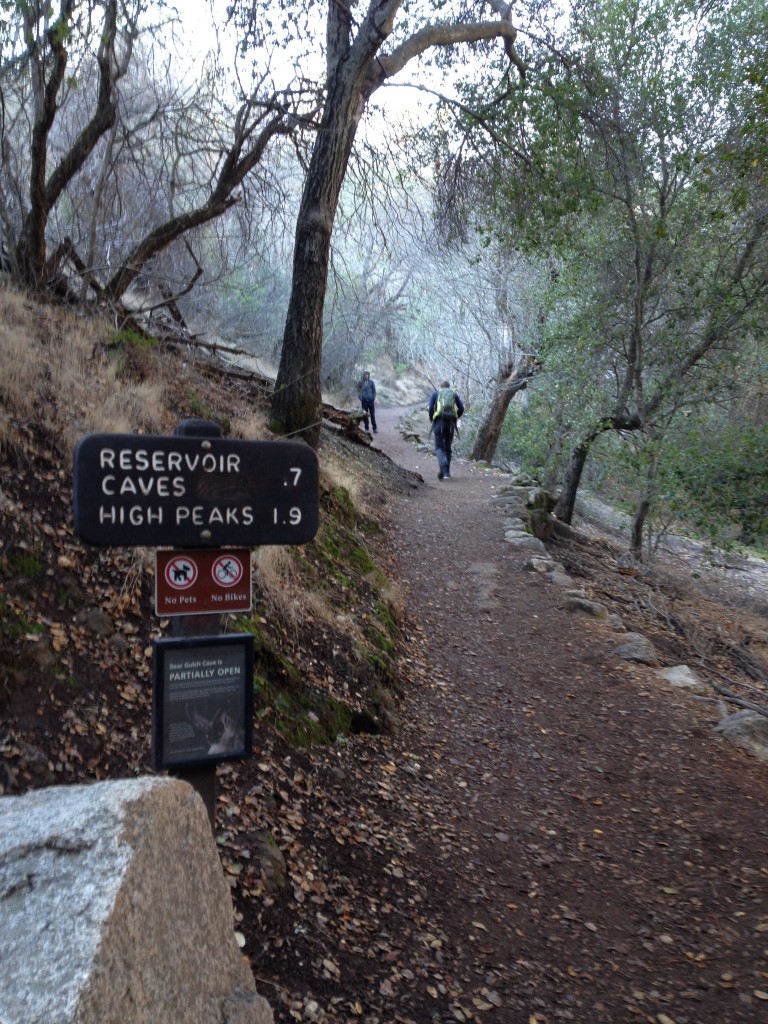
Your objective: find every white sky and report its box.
[170,0,436,122]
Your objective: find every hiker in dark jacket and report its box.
[428,380,464,479]
[358,371,377,434]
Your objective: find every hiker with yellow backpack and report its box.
[428,380,464,480]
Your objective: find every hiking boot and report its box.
[438,468,444,480]
[444,472,450,478]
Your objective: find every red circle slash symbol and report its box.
[212,555,244,588]
[164,556,198,590]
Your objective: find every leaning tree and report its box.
[227,0,530,446]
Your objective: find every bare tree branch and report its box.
[103,103,293,299]
[374,20,528,87]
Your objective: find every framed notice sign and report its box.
[152,634,253,770]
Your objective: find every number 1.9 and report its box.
[273,507,302,525]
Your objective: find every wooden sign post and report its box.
[167,419,226,830]
[73,417,320,831]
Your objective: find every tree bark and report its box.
[270,75,366,445]
[630,496,651,559]
[17,1,119,288]
[554,413,643,524]
[630,450,659,560]
[470,355,539,463]
[553,440,592,525]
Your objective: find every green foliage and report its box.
[330,486,356,528]
[185,392,208,418]
[660,416,768,547]
[106,328,159,375]
[0,595,45,642]
[236,612,360,745]
[495,394,562,485]
[450,0,768,546]
[252,671,355,747]
[314,487,385,587]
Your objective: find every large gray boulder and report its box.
[714,710,768,762]
[0,777,272,1024]
[655,664,710,696]
[613,631,660,665]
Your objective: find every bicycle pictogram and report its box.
[212,554,244,587]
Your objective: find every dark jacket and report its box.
[428,387,464,421]
[359,377,376,403]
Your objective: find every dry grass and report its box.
[319,451,365,514]
[0,287,167,455]
[229,409,271,440]
[252,544,300,603]
[0,286,394,658]
[251,441,387,643]
[379,579,405,623]
[252,543,356,641]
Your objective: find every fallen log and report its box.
[321,405,372,443]
[173,349,372,442]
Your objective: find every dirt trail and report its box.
[364,406,768,1024]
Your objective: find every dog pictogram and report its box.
[164,556,198,590]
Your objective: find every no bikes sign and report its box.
[156,549,252,616]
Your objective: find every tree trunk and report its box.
[470,391,512,463]
[16,1,119,288]
[270,71,367,446]
[470,356,538,463]
[630,446,659,560]
[553,441,591,524]
[17,5,73,286]
[630,498,651,559]
[554,412,645,524]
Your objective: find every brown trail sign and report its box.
[73,432,319,548]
